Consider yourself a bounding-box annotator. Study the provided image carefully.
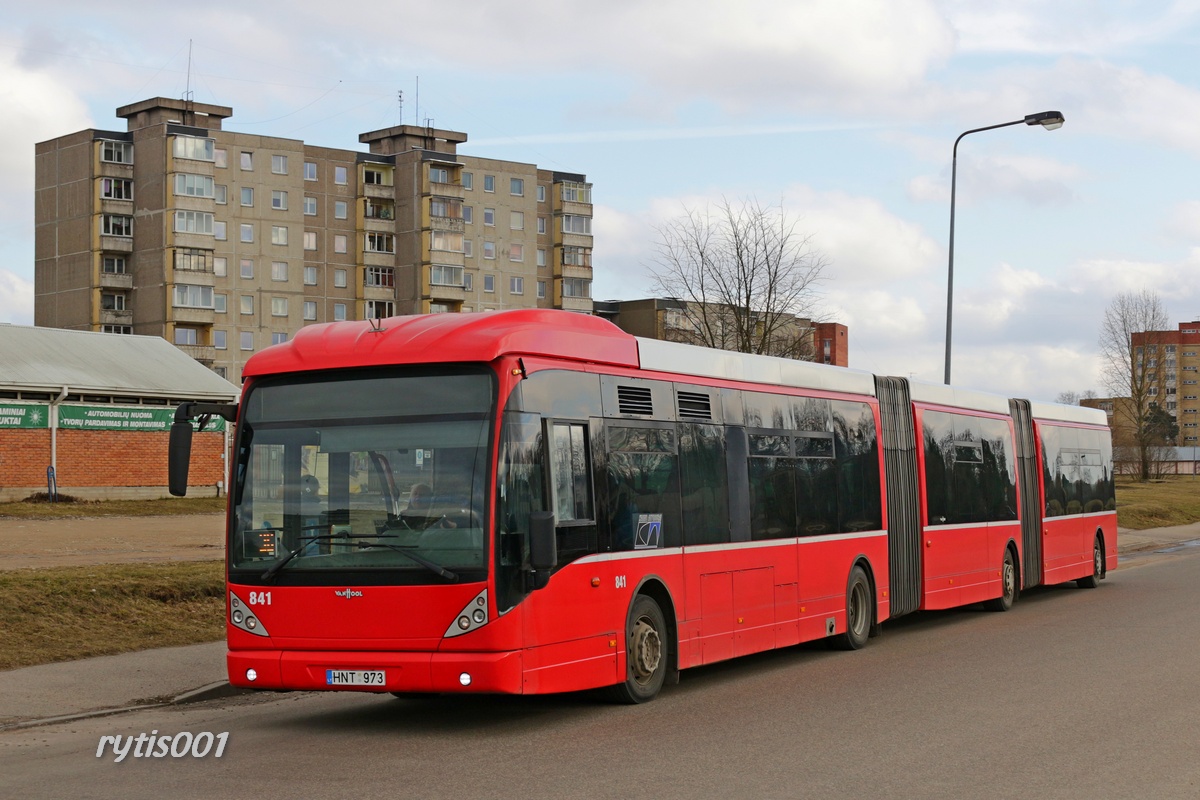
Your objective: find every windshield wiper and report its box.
[260,529,365,581]
[357,541,458,582]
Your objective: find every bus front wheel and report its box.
[606,594,668,704]
[830,565,872,651]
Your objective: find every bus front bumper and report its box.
[227,649,524,694]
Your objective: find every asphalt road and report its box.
[2,547,1197,800]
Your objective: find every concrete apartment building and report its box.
[1128,320,1200,446]
[594,298,849,366]
[35,97,594,382]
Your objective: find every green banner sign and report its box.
[0,404,48,429]
[56,405,226,433]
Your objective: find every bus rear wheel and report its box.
[605,594,668,704]
[830,565,872,651]
[1077,536,1103,589]
[985,547,1018,612]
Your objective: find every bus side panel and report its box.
[796,533,889,642]
[1041,512,1118,586]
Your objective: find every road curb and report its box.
[172,681,250,705]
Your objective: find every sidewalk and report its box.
[2,522,1198,729]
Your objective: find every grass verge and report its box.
[0,496,226,519]
[0,561,224,671]
[1116,476,1200,530]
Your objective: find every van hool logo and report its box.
[334,589,363,599]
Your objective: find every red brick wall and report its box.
[0,428,226,491]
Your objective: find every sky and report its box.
[3,0,1200,402]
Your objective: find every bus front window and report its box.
[231,369,494,585]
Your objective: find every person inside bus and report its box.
[403,482,455,529]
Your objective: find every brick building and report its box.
[0,324,238,501]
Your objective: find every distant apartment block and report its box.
[35,97,594,382]
[1129,320,1200,444]
[594,298,848,366]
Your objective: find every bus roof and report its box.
[1027,400,1109,426]
[241,310,640,378]
[907,379,1012,415]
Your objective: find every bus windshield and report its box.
[230,368,494,584]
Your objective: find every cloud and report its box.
[0,269,34,325]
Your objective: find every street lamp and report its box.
[943,110,1065,385]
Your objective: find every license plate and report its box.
[326,669,387,686]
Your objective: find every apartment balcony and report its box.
[557,198,593,218]
[363,284,395,302]
[558,295,592,313]
[362,250,396,268]
[99,272,133,290]
[425,181,464,200]
[428,282,467,303]
[555,263,593,281]
[100,309,132,326]
[559,231,592,249]
[100,235,133,253]
[363,183,395,200]
[100,197,135,216]
[172,306,216,325]
[430,216,465,234]
[363,216,395,232]
[176,344,216,364]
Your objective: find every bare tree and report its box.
[1099,289,1171,481]
[649,198,827,358]
[1054,389,1098,405]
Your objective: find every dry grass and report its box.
[1116,476,1200,530]
[0,495,225,520]
[0,561,224,670]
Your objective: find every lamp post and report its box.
[943,111,1065,385]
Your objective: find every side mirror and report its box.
[168,421,194,497]
[529,511,556,590]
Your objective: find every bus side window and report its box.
[548,421,598,566]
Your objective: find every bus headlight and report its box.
[445,589,490,638]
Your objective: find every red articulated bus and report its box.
[169,309,1117,703]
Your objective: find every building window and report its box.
[483,241,496,260]
[303,301,317,321]
[101,293,126,311]
[304,266,318,285]
[241,224,255,243]
[303,231,317,251]
[100,140,133,164]
[215,185,227,204]
[562,215,592,234]
[366,300,394,319]
[364,168,387,185]
[214,149,227,168]
[484,274,495,293]
[271,297,288,317]
[334,201,348,219]
[271,261,288,281]
[240,296,254,315]
[366,266,396,287]
[537,217,547,235]
[214,330,227,350]
[537,280,546,299]
[366,232,395,253]
[510,211,524,230]
[510,243,524,262]
[272,190,288,210]
[431,197,462,219]
[563,245,591,267]
[430,167,449,184]
[174,248,213,272]
[510,178,524,196]
[462,172,473,190]
[509,276,524,295]
[214,221,227,241]
[430,303,451,314]
[464,272,474,291]
[272,155,288,175]
[430,265,463,286]
[174,327,200,346]
[102,256,127,274]
[304,196,317,216]
[102,214,133,237]
[213,257,227,277]
[272,332,288,345]
[463,239,473,258]
[240,331,254,351]
[365,199,394,220]
[102,177,134,200]
[240,152,253,171]
[334,165,348,184]
[334,234,347,254]
[240,258,254,279]
[483,175,495,193]
[463,206,473,224]
[431,230,464,252]
[333,303,346,321]
[334,269,347,288]
[563,277,592,298]
[173,284,214,308]
[304,161,317,181]
[272,226,288,246]
[102,325,133,334]
[537,185,546,203]
[483,208,495,227]
[241,187,254,207]
[214,294,227,313]
[173,210,214,235]
[560,182,592,203]
[173,136,215,161]
[537,248,546,267]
